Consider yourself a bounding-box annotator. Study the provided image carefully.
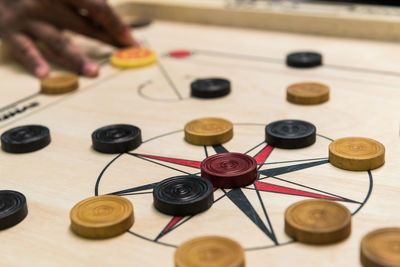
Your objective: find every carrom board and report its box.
[116,0,400,41]
[1,1,400,266]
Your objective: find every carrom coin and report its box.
[265,120,316,149]
[360,228,400,267]
[287,82,330,105]
[184,117,233,146]
[111,47,156,68]
[1,125,51,153]
[0,190,28,230]
[174,235,245,267]
[201,152,257,188]
[329,137,385,171]
[284,199,351,244]
[40,74,79,95]
[153,176,214,216]
[70,195,134,239]
[286,52,323,68]
[191,78,231,99]
[91,124,142,154]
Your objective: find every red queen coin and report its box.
[201,153,257,188]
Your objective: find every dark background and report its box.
[304,0,400,6]
[241,1,400,6]
[319,0,400,5]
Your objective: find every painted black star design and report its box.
[94,127,373,250]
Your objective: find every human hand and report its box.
[0,0,137,78]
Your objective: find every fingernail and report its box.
[83,62,99,77]
[35,65,50,78]
[121,28,135,45]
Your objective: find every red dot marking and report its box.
[168,50,192,59]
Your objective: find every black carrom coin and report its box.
[0,190,28,230]
[1,125,51,153]
[265,120,316,149]
[153,175,214,216]
[92,124,142,154]
[191,78,231,99]
[286,52,323,68]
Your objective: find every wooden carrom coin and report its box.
[285,199,351,244]
[40,74,79,95]
[184,117,233,146]
[360,228,400,267]
[329,137,385,171]
[287,82,330,105]
[70,195,134,239]
[174,235,245,267]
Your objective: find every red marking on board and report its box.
[168,50,192,59]
[137,154,201,168]
[162,216,184,233]
[158,188,219,237]
[254,145,274,165]
[254,181,343,201]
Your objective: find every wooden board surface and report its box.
[114,0,400,41]
[1,6,400,266]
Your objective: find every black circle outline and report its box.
[94,123,373,251]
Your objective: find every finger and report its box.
[27,22,99,77]
[40,42,99,78]
[4,32,50,78]
[40,44,98,78]
[29,1,120,47]
[63,0,135,46]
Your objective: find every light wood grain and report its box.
[0,6,400,266]
[114,0,400,42]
